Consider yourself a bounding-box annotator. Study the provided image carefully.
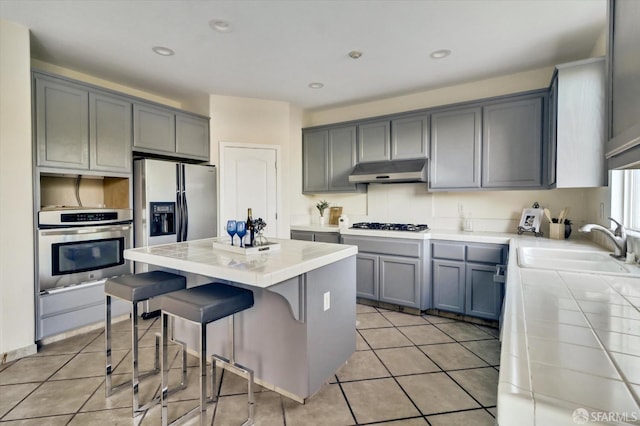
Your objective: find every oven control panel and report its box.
[61,212,118,222]
[39,208,133,227]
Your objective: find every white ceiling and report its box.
[0,0,607,110]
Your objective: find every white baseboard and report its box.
[2,343,38,364]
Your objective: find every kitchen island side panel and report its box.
[306,256,357,394]
[170,255,356,402]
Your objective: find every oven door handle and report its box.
[41,278,107,295]
[39,224,132,236]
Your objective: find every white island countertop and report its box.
[124,237,357,288]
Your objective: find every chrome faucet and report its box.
[579,217,627,258]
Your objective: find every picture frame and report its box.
[517,208,544,236]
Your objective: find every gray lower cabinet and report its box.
[342,235,429,309]
[380,255,421,308]
[429,106,482,189]
[302,125,361,193]
[34,73,133,174]
[465,263,503,320]
[290,230,340,243]
[432,259,465,313]
[482,95,544,188]
[38,282,129,340]
[356,253,379,299]
[431,240,506,321]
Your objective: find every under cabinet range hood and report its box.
[348,158,428,184]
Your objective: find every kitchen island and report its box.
[124,237,357,403]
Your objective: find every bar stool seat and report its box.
[158,283,255,426]
[106,271,187,303]
[104,271,188,416]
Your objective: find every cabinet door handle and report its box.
[493,264,506,283]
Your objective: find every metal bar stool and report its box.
[158,282,255,426]
[105,271,188,416]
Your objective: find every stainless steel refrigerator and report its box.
[134,158,217,266]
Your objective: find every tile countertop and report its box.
[294,225,640,423]
[499,237,640,426]
[123,237,357,288]
[292,224,516,243]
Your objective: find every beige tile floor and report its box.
[0,304,500,425]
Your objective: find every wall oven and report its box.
[38,208,133,293]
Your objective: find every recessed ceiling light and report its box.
[308,82,324,89]
[152,46,175,56]
[348,50,363,59]
[430,49,452,59]
[209,19,232,32]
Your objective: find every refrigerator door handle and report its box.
[176,164,183,242]
[179,164,188,241]
[182,190,189,241]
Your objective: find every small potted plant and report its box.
[316,200,329,225]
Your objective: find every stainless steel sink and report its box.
[517,247,632,274]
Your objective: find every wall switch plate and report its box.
[323,291,330,311]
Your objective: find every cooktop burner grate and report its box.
[350,222,430,232]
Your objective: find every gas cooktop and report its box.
[350,222,430,232]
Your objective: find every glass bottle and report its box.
[246,208,255,246]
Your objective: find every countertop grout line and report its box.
[557,271,640,410]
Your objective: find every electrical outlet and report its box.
[323,291,330,311]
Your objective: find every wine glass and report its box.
[226,220,237,245]
[236,221,247,248]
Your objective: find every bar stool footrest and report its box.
[212,354,255,426]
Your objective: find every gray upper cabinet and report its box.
[606,0,640,169]
[358,120,390,162]
[302,125,361,193]
[482,95,544,188]
[89,92,132,173]
[550,58,606,188]
[302,130,329,192]
[429,107,481,189]
[133,103,210,161]
[391,113,429,160]
[329,126,359,191]
[35,74,90,170]
[304,90,547,192]
[35,73,132,174]
[175,113,210,160]
[357,115,428,163]
[133,103,175,154]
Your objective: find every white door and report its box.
[220,145,278,238]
